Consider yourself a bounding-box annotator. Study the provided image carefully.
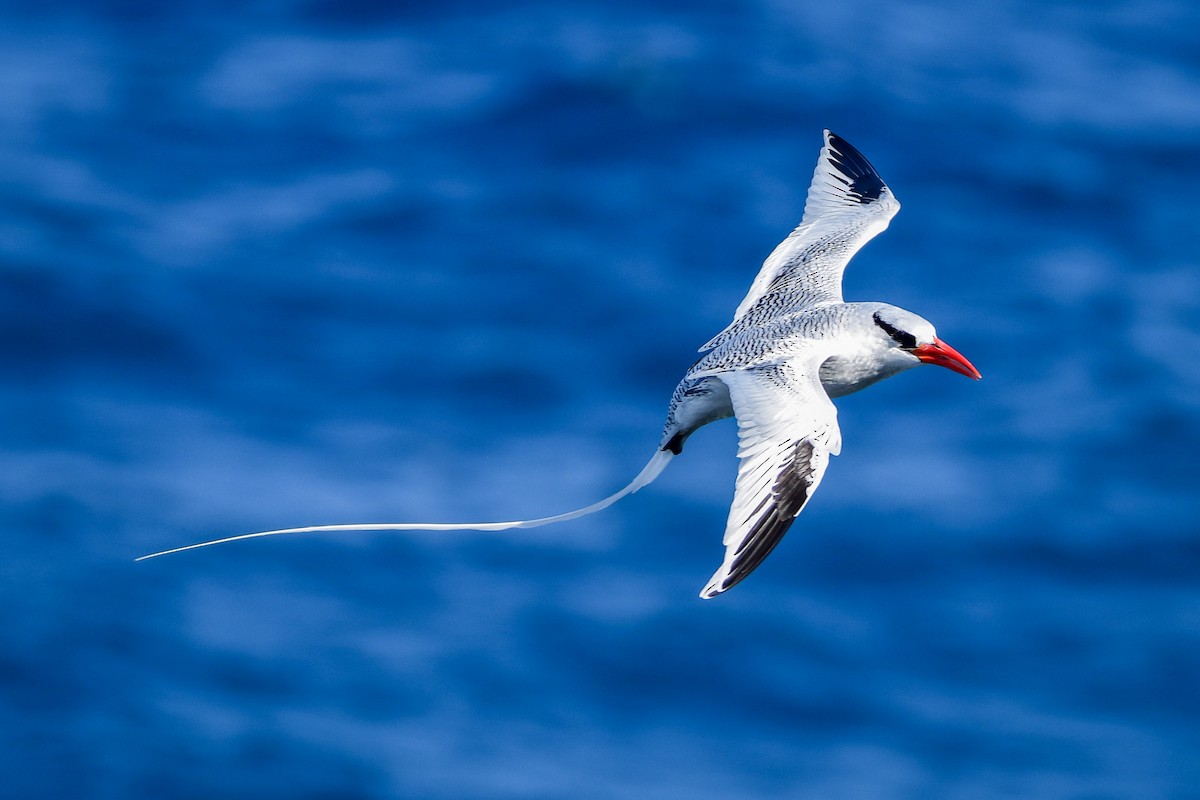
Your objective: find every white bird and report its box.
[139,130,980,598]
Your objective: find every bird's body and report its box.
[139,131,980,598]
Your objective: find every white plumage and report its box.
[139,130,980,599]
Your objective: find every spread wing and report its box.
[702,130,900,351]
[700,358,842,598]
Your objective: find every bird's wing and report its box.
[697,356,842,598]
[702,130,900,351]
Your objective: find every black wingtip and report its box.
[823,130,886,202]
[704,439,819,598]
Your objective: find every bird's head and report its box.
[871,306,981,380]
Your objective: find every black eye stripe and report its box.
[873,312,917,349]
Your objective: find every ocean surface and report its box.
[4,1,1199,798]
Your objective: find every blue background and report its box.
[4,1,1199,797]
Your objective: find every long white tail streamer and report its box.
[136,449,675,561]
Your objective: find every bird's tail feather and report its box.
[135,448,675,561]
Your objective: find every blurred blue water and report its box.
[3,1,1200,798]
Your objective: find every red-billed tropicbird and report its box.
[139,130,980,598]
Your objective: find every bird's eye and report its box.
[873,312,917,349]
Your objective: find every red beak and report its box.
[912,338,981,380]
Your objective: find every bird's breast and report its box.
[818,353,910,398]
